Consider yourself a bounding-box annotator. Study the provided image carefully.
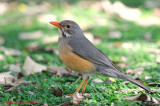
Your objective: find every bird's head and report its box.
[49,20,82,38]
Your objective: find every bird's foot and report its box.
[64,92,90,98]
[64,92,90,105]
[64,94,74,97]
[64,92,86,97]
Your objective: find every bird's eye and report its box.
[66,24,71,28]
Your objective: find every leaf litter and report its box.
[47,66,78,77]
[0,56,78,96]
[51,85,63,97]
[0,54,159,105]
[0,46,22,56]
[61,93,90,105]
[18,30,43,40]
[124,93,160,105]
[23,56,47,76]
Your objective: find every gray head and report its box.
[49,20,83,38]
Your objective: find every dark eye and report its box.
[66,24,71,28]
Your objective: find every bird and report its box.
[49,20,151,95]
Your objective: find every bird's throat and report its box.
[62,31,67,38]
[58,28,66,38]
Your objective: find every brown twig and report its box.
[1,81,34,93]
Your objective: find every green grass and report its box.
[0,2,160,105]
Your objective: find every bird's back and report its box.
[68,35,120,72]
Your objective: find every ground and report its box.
[0,1,160,105]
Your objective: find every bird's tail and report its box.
[99,68,152,93]
[119,73,152,93]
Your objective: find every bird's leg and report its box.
[74,80,86,93]
[81,76,89,94]
[74,73,87,94]
[65,79,86,96]
[65,74,88,96]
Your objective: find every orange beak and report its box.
[49,21,63,28]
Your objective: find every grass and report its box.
[0,2,160,105]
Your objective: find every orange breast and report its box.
[59,45,95,73]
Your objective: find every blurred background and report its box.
[0,0,160,105]
[0,0,160,73]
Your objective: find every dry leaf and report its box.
[9,64,21,73]
[124,93,160,105]
[71,92,90,105]
[156,57,160,63]
[21,2,49,16]
[124,93,147,101]
[151,89,160,92]
[62,93,90,105]
[51,85,63,97]
[113,42,133,49]
[102,1,141,21]
[93,38,101,45]
[93,78,103,83]
[44,46,59,55]
[64,9,76,20]
[0,54,5,61]
[3,64,8,69]
[132,73,139,80]
[84,32,101,45]
[145,0,160,8]
[101,0,113,13]
[37,14,57,23]
[23,56,47,76]
[0,71,16,84]
[126,68,144,75]
[1,81,33,93]
[153,8,160,17]
[72,92,84,104]
[148,82,160,87]
[0,46,22,56]
[18,30,43,40]
[108,31,122,39]
[113,1,141,21]
[78,1,102,10]
[125,69,134,74]
[0,2,9,15]
[136,16,160,27]
[4,85,19,93]
[84,32,94,43]
[113,42,123,47]
[149,49,160,55]
[25,44,59,55]
[143,32,152,41]
[0,36,5,44]
[121,88,145,94]
[47,66,76,77]
[24,41,39,51]
[0,65,22,85]
[135,68,144,75]
[145,76,152,80]
[42,36,58,44]
[116,63,127,68]
[121,43,133,49]
[120,56,127,62]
